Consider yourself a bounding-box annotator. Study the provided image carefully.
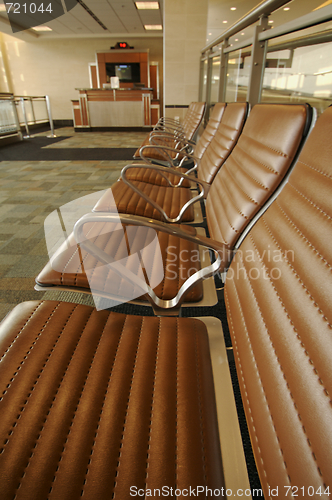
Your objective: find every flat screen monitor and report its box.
[106,62,141,83]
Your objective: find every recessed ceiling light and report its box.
[283,7,290,10]
[209,32,212,35]
[0,4,7,11]
[235,38,238,41]
[223,20,228,23]
[135,2,159,9]
[268,19,274,23]
[241,32,245,35]
[144,24,162,30]
[32,26,52,31]
[230,7,236,10]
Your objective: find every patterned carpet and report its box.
[0,127,147,321]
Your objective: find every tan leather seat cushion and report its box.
[94,180,195,222]
[124,166,192,188]
[36,222,203,303]
[0,300,225,499]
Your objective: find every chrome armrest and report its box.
[139,144,199,170]
[121,163,210,223]
[73,212,232,315]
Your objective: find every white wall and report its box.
[0,34,163,120]
[164,0,208,118]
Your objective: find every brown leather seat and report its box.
[92,102,250,221]
[124,102,248,188]
[94,103,310,226]
[125,102,227,187]
[133,101,206,159]
[36,104,312,311]
[224,104,332,497]
[0,300,224,500]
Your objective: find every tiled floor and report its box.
[0,128,146,321]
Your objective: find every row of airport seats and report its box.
[36,102,312,314]
[0,104,331,499]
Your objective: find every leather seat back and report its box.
[206,103,311,247]
[182,101,206,141]
[224,105,332,497]
[193,102,226,160]
[198,102,248,184]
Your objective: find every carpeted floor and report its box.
[0,126,263,496]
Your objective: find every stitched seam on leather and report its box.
[5,304,84,470]
[224,286,273,498]
[217,174,250,229]
[248,235,327,481]
[100,225,134,295]
[261,218,332,329]
[236,142,281,176]
[229,152,270,192]
[0,301,61,406]
[194,323,208,487]
[48,311,116,497]
[58,221,101,285]
[275,201,332,272]
[145,318,161,489]
[298,159,332,180]
[78,313,129,496]
[0,302,43,365]
[113,316,144,498]
[220,168,255,214]
[241,133,290,159]
[287,181,332,222]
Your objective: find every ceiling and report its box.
[0,0,164,39]
[0,0,330,42]
[206,0,332,47]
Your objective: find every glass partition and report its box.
[225,48,252,102]
[200,58,208,102]
[262,41,332,115]
[210,55,221,104]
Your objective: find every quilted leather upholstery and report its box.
[0,300,224,499]
[36,222,203,302]
[198,102,248,185]
[225,106,332,496]
[93,180,195,222]
[207,103,310,247]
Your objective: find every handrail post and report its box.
[20,97,30,139]
[45,95,56,138]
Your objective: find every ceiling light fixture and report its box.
[32,26,52,31]
[235,38,238,41]
[241,32,245,35]
[135,2,159,9]
[283,7,290,10]
[144,24,162,30]
[223,20,228,23]
[230,7,236,10]
[268,19,274,23]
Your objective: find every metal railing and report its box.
[0,93,22,141]
[200,0,332,116]
[14,95,56,138]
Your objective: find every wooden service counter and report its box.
[72,88,159,129]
